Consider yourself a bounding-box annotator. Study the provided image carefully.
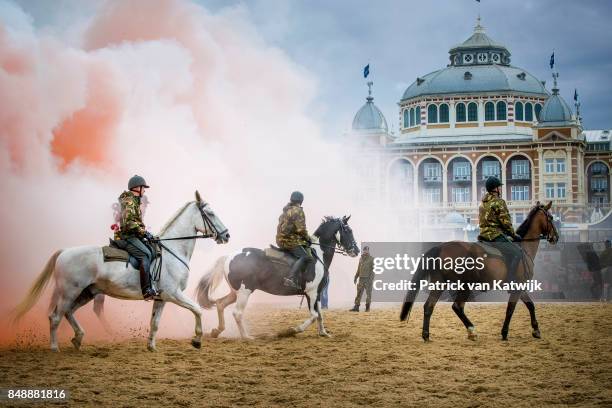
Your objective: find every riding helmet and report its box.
[128,175,150,190]
[290,191,304,204]
[485,176,503,192]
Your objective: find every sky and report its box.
[199,0,612,136]
[13,0,612,137]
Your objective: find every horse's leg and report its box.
[170,291,204,349]
[501,292,521,340]
[520,292,541,339]
[316,298,330,337]
[65,286,97,350]
[422,289,443,342]
[147,300,165,352]
[294,289,319,334]
[211,291,237,338]
[232,285,253,340]
[451,290,477,341]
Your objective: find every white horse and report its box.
[13,191,229,352]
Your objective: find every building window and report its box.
[403,109,409,128]
[545,183,555,198]
[453,161,471,180]
[515,102,524,121]
[592,162,607,174]
[482,160,500,179]
[428,104,438,124]
[423,188,441,203]
[556,158,566,173]
[525,103,533,121]
[452,187,470,203]
[511,185,529,201]
[511,160,529,179]
[497,101,507,120]
[456,103,466,122]
[467,102,478,122]
[557,183,566,199]
[545,158,555,173]
[592,178,608,191]
[535,103,543,121]
[485,102,495,121]
[415,106,421,126]
[439,103,449,123]
[410,107,415,127]
[423,162,442,181]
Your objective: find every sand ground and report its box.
[1,303,611,407]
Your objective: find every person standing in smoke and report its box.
[117,175,159,300]
[350,246,375,312]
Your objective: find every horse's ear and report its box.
[343,215,351,223]
[535,201,541,207]
[195,190,202,203]
[545,201,552,210]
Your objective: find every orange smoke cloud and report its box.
[0,0,367,346]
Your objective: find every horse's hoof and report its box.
[501,335,508,341]
[71,337,82,350]
[532,329,541,339]
[319,331,331,338]
[191,339,202,349]
[422,334,430,342]
[468,333,477,341]
[147,344,156,352]
[50,346,59,353]
[210,329,221,338]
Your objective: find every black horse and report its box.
[196,216,359,338]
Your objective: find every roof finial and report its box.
[366,81,373,102]
[551,72,559,95]
[474,14,484,33]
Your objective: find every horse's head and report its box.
[517,201,559,244]
[314,215,359,257]
[193,191,230,244]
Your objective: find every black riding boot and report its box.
[365,303,370,312]
[139,265,158,300]
[349,305,359,312]
[284,258,306,290]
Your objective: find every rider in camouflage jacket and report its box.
[276,191,313,289]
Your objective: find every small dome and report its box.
[443,211,467,226]
[352,95,388,132]
[539,88,574,125]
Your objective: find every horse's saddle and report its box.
[475,241,504,259]
[263,245,297,266]
[102,239,160,269]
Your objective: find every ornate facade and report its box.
[349,19,611,237]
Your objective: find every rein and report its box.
[310,242,349,256]
[154,234,213,241]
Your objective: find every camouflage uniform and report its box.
[276,203,310,249]
[276,202,313,289]
[353,253,375,308]
[478,191,522,281]
[118,191,146,240]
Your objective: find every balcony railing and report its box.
[511,173,530,180]
[423,176,442,182]
[452,175,471,182]
[481,173,500,180]
[591,188,608,193]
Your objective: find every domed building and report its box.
[350,18,611,234]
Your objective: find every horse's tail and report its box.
[400,246,440,321]
[12,250,62,323]
[195,256,228,309]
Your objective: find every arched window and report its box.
[467,102,478,122]
[403,109,409,128]
[515,101,524,121]
[535,103,542,121]
[415,106,421,126]
[525,103,533,121]
[456,103,466,122]
[410,107,415,127]
[485,102,495,121]
[439,104,449,123]
[497,101,507,121]
[427,104,438,124]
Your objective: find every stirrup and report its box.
[283,277,301,289]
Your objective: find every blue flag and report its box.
[549,52,555,69]
[574,89,578,102]
[363,64,370,78]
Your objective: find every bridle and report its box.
[520,206,559,243]
[311,219,356,256]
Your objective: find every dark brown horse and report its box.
[400,201,559,341]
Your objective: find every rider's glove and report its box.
[513,235,522,242]
[144,231,155,241]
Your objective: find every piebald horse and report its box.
[13,191,230,351]
[400,201,559,341]
[196,216,359,339]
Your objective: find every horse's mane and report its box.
[516,205,541,238]
[314,216,339,238]
[158,201,194,236]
